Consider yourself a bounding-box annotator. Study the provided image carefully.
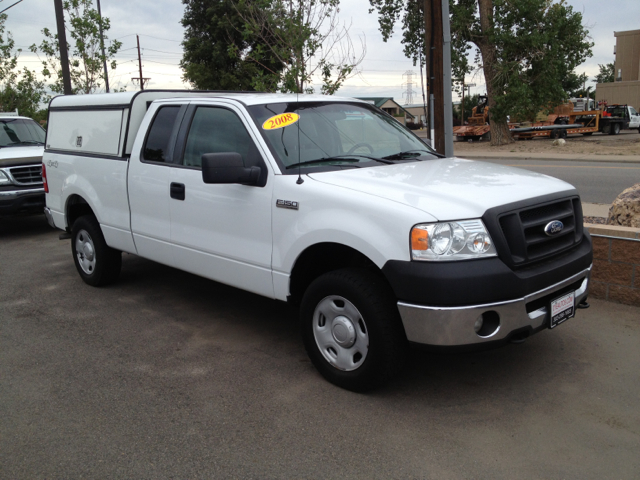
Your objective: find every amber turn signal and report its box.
[411,227,429,251]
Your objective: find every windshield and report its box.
[247,101,437,173]
[0,118,46,147]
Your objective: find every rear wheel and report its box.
[559,129,568,139]
[549,129,557,140]
[609,123,621,135]
[301,268,407,392]
[71,215,121,286]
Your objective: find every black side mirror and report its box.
[201,152,261,186]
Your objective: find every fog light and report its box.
[474,315,484,333]
[475,311,501,338]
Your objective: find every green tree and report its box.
[594,62,614,84]
[234,0,365,94]
[33,0,121,94]
[181,0,283,90]
[564,71,594,99]
[369,0,593,145]
[0,14,48,118]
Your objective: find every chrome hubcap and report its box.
[313,295,369,371]
[75,229,96,275]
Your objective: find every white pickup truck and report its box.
[43,91,593,391]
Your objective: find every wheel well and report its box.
[66,195,94,230]
[289,243,380,305]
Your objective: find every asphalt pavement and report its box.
[1,215,639,478]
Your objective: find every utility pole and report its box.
[53,0,73,95]
[137,35,144,91]
[96,0,109,93]
[461,80,465,125]
[424,0,454,157]
[423,0,432,142]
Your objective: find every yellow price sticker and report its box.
[262,112,299,130]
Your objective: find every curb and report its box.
[455,153,640,164]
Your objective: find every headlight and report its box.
[0,170,12,186]
[411,219,497,261]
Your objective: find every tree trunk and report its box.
[476,0,513,146]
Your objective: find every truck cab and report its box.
[605,104,640,131]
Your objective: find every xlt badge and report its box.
[276,199,299,210]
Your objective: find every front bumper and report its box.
[397,265,590,347]
[0,187,45,215]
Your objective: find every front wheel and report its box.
[71,215,122,286]
[301,268,407,392]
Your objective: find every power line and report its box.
[139,34,182,43]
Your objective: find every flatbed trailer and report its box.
[513,110,625,140]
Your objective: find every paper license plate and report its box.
[550,291,575,328]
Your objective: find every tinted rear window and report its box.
[143,106,180,162]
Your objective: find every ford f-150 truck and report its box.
[43,91,592,391]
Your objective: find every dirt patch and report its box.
[453,132,640,156]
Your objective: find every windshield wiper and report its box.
[382,149,438,160]
[9,141,45,146]
[285,155,393,169]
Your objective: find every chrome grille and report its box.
[498,198,583,267]
[8,165,43,185]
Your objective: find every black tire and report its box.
[559,129,568,139]
[300,268,407,392]
[610,123,620,135]
[549,129,557,140]
[71,215,122,287]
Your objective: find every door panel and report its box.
[128,105,184,266]
[169,105,274,298]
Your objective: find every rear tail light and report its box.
[42,162,48,193]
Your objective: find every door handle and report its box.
[170,182,185,200]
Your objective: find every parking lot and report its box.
[2,215,639,478]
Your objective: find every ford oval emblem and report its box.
[544,220,564,236]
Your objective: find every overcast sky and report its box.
[4,0,640,104]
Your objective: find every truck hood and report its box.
[0,145,44,167]
[307,157,576,221]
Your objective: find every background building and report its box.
[596,29,640,109]
[355,98,415,125]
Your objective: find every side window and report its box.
[182,107,261,168]
[143,106,180,162]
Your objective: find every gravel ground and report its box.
[454,130,640,156]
